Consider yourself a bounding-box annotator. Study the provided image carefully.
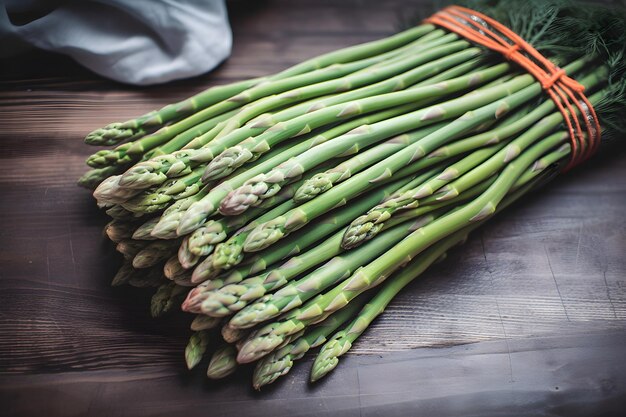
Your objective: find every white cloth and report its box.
[0,0,232,85]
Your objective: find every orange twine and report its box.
[425,6,601,170]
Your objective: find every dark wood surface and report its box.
[1,1,625,416]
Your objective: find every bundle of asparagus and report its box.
[81,0,625,389]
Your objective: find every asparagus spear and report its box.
[112,261,170,288]
[226,217,439,325]
[214,40,477,141]
[183,172,421,300]
[131,217,161,240]
[173,60,493,231]
[116,40,456,190]
[206,162,340,272]
[221,324,249,344]
[193,198,302,282]
[110,261,137,286]
[116,239,147,260]
[191,314,222,331]
[195,170,333,273]
[121,165,207,214]
[84,79,265,146]
[176,236,200,269]
[164,255,188,280]
[236,129,573,362]
[184,168,447,313]
[217,117,444,215]
[345,139,573,248]
[274,24,436,79]
[150,282,188,318]
[212,31,457,137]
[133,240,180,269]
[206,345,238,379]
[242,58,589,252]
[78,166,123,190]
[105,204,144,221]
[150,187,213,238]
[111,52,401,157]
[252,293,368,389]
[185,206,272,257]
[310,232,463,381]
[185,330,211,370]
[86,23,432,149]
[85,108,240,169]
[203,47,499,182]
[148,137,306,237]
[291,126,453,203]
[311,169,553,381]
[203,53,485,179]
[104,220,138,243]
[93,175,145,205]
[127,266,167,288]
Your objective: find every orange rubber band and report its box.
[424,6,601,170]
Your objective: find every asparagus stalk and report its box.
[184,167,446,312]
[111,53,399,160]
[185,330,211,370]
[183,173,420,303]
[236,128,573,362]
[151,187,213,238]
[221,324,250,344]
[105,204,144,221]
[203,48,500,182]
[177,236,201,269]
[147,137,307,237]
[133,240,181,269]
[201,54,485,182]
[104,220,138,243]
[150,282,188,318]
[191,167,330,276]
[226,216,440,325]
[78,166,123,190]
[274,24,436,79]
[252,293,368,389]
[116,40,457,190]
[242,58,589,251]
[214,40,477,141]
[93,175,146,205]
[173,60,495,231]
[291,125,452,203]
[311,169,554,381]
[185,205,272,257]
[121,165,207,214]
[347,140,572,247]
[84,79,265,146]
[164,255,188,280]
[310,233,463,381]
[110,261,137,286]
[127,266,167,288]
[131,217,161,240]
[206,345,238,379]
[116,239,147,260]
[112,261,170,288]
[191,314,222,331]
[86,108,240,169]
[206,31,458,139]
[217,117,443,215]
[340,140,514,247]
[193,198,302,283]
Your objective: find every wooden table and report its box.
[1,1,625,416]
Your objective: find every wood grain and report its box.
[0,0,624,415]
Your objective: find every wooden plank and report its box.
[0,0,624,415]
